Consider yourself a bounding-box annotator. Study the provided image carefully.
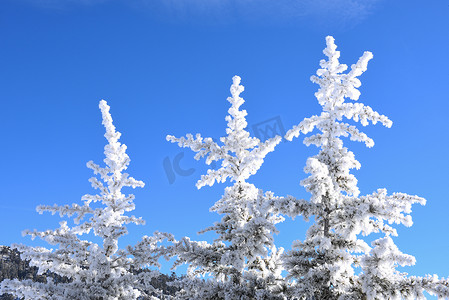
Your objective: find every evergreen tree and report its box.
[0,100,169,300]
[166,76,302,299]
[283,36,449,299]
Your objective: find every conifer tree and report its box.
[166,76,301,299]
[283,36,449,299]
[0,100,169,300]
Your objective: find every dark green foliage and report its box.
[0,246,69,299]
[0,246,179,299]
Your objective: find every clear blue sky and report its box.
[1,0,448,281]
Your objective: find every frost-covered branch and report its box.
[167,76,281,189]
[0,100,167,299]
[167,76,289,299]
[283,36,446,299]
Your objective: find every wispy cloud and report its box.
[301,0,379,24]
[22,0,380,27]
[142,0,380,26]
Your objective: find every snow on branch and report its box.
[166,76,291,299]
[286,36,391,147]
[167,76,281,189]
[0,100,167,299]
[282,36,447,299]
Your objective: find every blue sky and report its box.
[1,0,448,283]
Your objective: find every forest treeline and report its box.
[0,246,178,299]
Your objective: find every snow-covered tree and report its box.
[0,100,170,300]
[166,76,302,299]
[283,36,449,299]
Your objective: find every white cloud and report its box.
[141,0,380,26]
[23,0,380,27]
[301,0,378,22]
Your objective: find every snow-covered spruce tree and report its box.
[166,76,303,300]
[0,100,170,300]
[283,36,449,299]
